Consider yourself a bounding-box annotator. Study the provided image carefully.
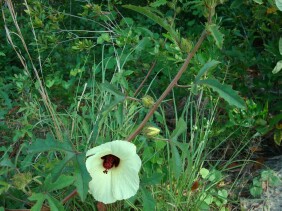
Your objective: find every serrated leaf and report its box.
[170,144,182,178]
[275,0,282,11]
[272,60,282,74]
[195,60,221,82]
[206,24,224,49]
[197,79,245,109]
[73,153,91,201]
[170,117,187,141]
[46,195,64,211]
[123,5,179,43]
[141,187,156,210]
[28,134,73,154]
[29,193,46,211]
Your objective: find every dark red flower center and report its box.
[101,154,120,174]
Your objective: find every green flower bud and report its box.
[141,95,155,108]
[143,126,161,138]
[180,38,193,53]
[12,172,32,191]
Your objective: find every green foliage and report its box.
[197,79,245,109]
[1,0,281,210]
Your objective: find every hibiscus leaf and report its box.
[46,195,64,211]
[50,153,75,181]
[28,193,46,211]
[44,174,75,192]
[141,187,156,210]
[206,23,224,49]
[73,153,91,201]
[197,79,245,109]
[28,133,73,154]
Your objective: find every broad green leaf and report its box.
[29,193,46,211]
[272,60,282,74]
[45,174,75,192]
[197,79,245,109]
[46,195,64,211]
[28,134,73,154]
[123,5,179,43]
[50,153,75,181]
[279,37,282,55]
[141,187,156,210]
[206,24,224,49]
[253,0,263,4]
[275,0,282,11]
[195,60,221,82]
[170,144,182,178]
[73,153,91,201]
[150,0,167,7]
[170,117,187,141]
[100,81,124,97]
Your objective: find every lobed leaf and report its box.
[197,79,245,109]
[206,24,224,49]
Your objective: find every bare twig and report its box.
[134,60,157,97]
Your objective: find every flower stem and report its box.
[127,29,208,142]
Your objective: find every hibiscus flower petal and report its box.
[110,140,137,159]
[111,158,141,200]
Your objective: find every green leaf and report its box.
[0,154,15,168]
[197,79,245,109]
[170,117,187,141]
[141,187,156,210]
[200,168,210,179]
[50,153,75,181]
[272,60,282,74]
[275,0,282,11]
[206,24,224,49]
[46,195,64,211]
[195,60,221,82]
[142,173,163,185]
[123,5,179,43]
[100,81,124,97]
[170,143,182,178]
[250,186,263,197]
[45,174,75,192]
[150,0,167,7]
[253,0,263,4]
[73,153,91,201]
[28,134,73,154]
[29,193,46,211]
